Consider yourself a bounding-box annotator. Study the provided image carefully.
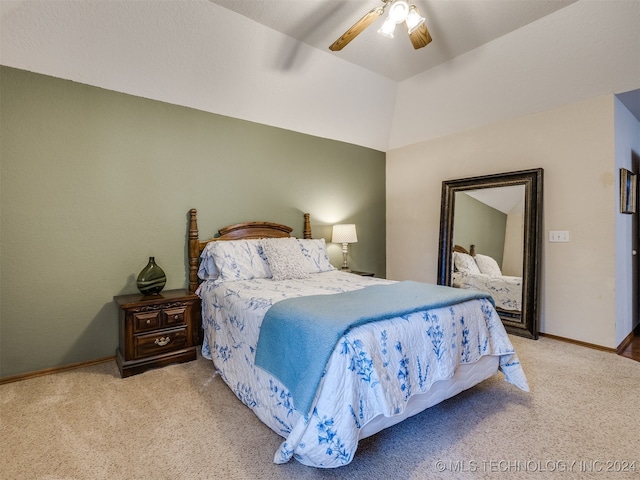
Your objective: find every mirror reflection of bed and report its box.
[452,244,522,322]
[451,185,525,322]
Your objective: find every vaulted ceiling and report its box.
[1,1,638,151]
[209,0,578,82]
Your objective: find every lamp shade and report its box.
[332,224,358,244]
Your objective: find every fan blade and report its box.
[329,7,384,51]
[407,22,432,49]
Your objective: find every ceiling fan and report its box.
[329,0,432,51]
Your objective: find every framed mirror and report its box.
[437,169,543,339]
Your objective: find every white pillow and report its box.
[474,253,502,276]
[262,238,310,281]
[210,239,272,282]
[297,238,335,273]
[198,242,219,280]
[453,251,481,274]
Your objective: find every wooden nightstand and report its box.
[114,289,199,378]
[350,270,375,277]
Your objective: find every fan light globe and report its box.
[377,17,397,38]
[406,6,426,33]
[388,1,409,23]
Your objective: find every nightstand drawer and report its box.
[133,311,161,332]
[134,327,188,359]
[162,307,186,326]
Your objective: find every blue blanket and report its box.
[254,281,493,415]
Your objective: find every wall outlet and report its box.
[549,230,570,242]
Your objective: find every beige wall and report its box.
[387,95,617,347]
[0,67,386,378]
[503,206,524,277]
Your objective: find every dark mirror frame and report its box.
[437,168,543,339]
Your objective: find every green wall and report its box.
[0,67,386,378]
[452,193,506,266]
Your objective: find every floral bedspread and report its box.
[198,271,528,468]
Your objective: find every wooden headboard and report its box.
[454,244,476,256]
[188,209,312,292]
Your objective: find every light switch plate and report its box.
[549,231,570,242]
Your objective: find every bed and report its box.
[188,209,529,468]
[452,245,523,316]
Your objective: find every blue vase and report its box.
[136,257,166,295]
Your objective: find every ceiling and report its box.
[1,0,637,150]
[466,185,525,215]
[210,0,578,82]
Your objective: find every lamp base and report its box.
[341,243,350,272]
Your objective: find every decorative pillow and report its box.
[262,238,310,281]
[297,238,335,273]
[198,242,219,280]
[453,251,481,274]
[210,239,272,282]
[474,253,502,276]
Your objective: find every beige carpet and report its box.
[1,336,639,480]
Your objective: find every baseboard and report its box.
[616,323,640,355]
[538,332,617,353]
[0,355,116,385]
[2,329,634,384]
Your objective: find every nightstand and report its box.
[350,270,375,277]
[114,289,199,378]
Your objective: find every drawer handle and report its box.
[174,314,179,320]
[146,319,151,325]
[154,336,171,346]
